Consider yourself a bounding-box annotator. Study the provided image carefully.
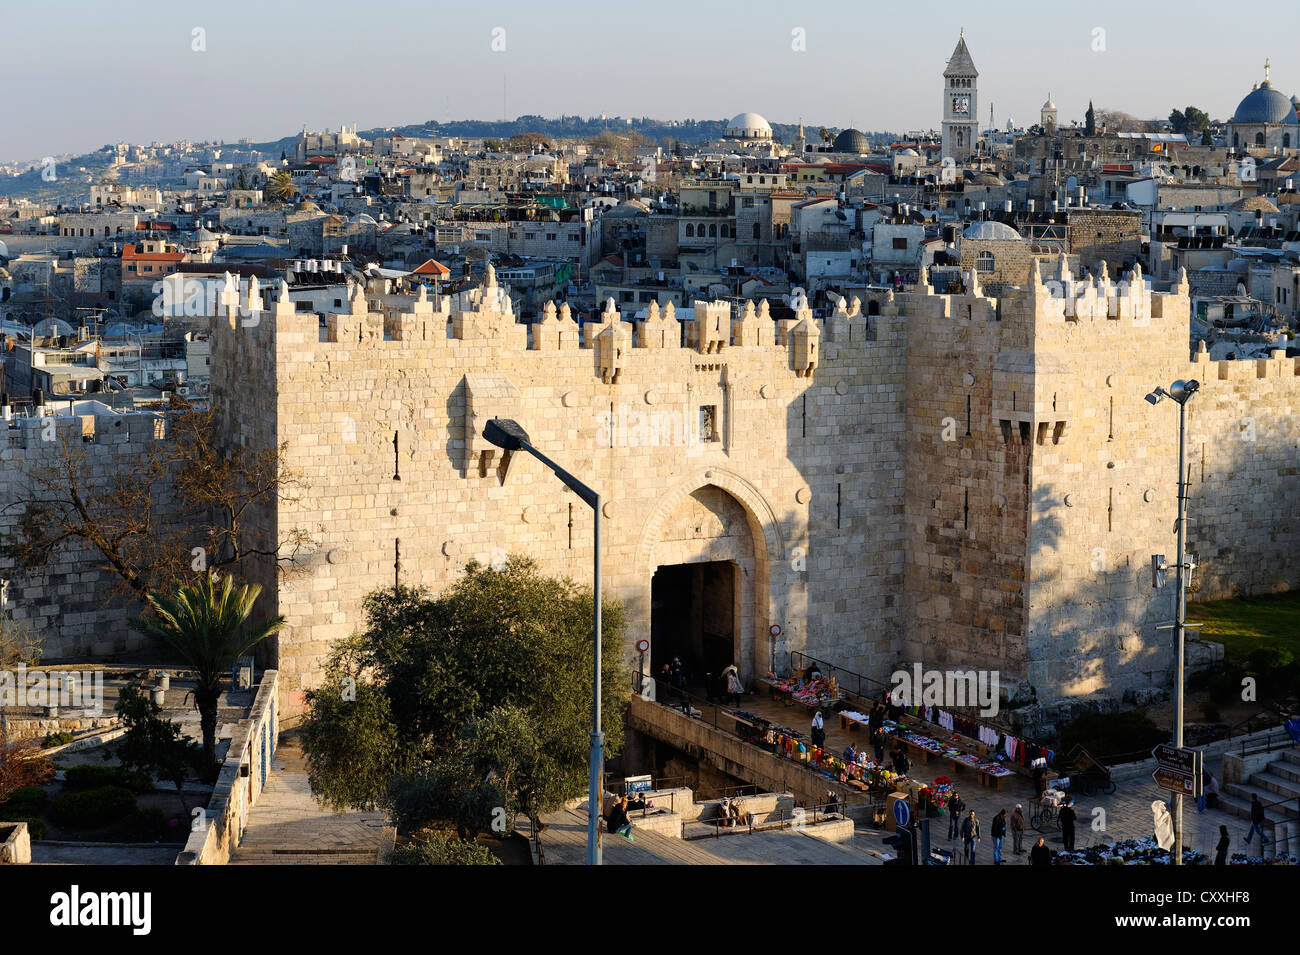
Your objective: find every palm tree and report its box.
[131,574,284,769]
[265,169,297,203]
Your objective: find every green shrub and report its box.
[63,764,154,794]
[386,832,501,866]
[111,806,168,842]
[8,817,47,840]
[1059,710,1167,760]
[1206,665,1246,706]
[48,786,138,830]
[42,731,75,748]
[0,785,50,817]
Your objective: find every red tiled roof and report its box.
[410,258,451,276]
[122,244,184,262]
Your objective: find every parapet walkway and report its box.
[228,736,388,865]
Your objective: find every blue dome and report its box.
[1231,84,1299,125]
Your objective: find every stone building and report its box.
[1227,60,1299,153]
[189,258,1300,722]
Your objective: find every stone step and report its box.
[1216,789,1298,825]
[1270,758,1300,785]
[1250,771,1300,802]
[1280,750,1300,769]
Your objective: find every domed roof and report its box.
[725,112,772,139]
[962,220,1022,241]
[898,147,919,157]
[1232,83,1299,125]
[1042,96,1056,109]
[832,128,870,153]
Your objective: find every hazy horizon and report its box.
[2,0,1296,163]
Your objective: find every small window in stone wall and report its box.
[699,405,719,442]
[976,250,994,272]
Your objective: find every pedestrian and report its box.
[722,664,743,706]
[1244,793,1270,846]
[1190,769,1211,815]
[1205,772,1220,811]
[1215,825,1230,865]
[872,726,887,764]
[1059,797,1077,851]
[1010,803,1025,854]
[991,809,1007,864]
[843,742,858,764]
[893,744,910,777]
[811,710,826,749]
[1030,836,1052,866]
[961,809,981,865]
[947,790,965,840]
[868,701,883,732]
[605,797,634,841]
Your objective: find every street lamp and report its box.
[482,417,604,865]
[1145,378,1199,866]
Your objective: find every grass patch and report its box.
[1188,591,1300,663]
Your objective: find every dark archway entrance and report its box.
[650,560,739,694]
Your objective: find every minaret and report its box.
[795,120,807,155]
[941,31,979,161]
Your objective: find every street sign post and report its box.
[1152,744,1200,795]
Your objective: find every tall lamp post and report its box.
[1145,378,1200,865]
[482,417,604,866]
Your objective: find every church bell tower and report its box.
[941,32,979,161]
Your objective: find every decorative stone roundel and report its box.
[522,506,538,524]
[834,380,848,395]
[326,550,340,564]
[644,390,657,405]
[1064,494,1074,507]
[602,501,617,519]
[760,384,773,399]
[963,372,976,387]
[1144,488,1155,503]
[795,487,811,504]
[562,391,578,408]
[442,540,459,556]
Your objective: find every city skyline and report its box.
[2,0,1296,162]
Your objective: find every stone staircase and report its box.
[1219,749,1300,829]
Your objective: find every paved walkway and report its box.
[525,808,887,865]
[703,692,1297,864]
[228,736,388,865]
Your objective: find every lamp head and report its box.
[1144,391,1163,405]
[1168,379,1200,403]
[483,417,529,451]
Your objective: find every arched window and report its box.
[1285,133,1292,149]
[1233,132,1239,148]
[709,224,717,237]
[753,223,761,239]
[976,250,995,273]
[1255,132,1265,146]
[685,223,694,237]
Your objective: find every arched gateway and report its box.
[632,470,783,688]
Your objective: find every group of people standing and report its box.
[944,791,1058,865]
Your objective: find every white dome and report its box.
[725,112,772,140]
[963,220,1022,241]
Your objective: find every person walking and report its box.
[1244,793,1270,847]
[947,790,965,840]
[1059,797,1077,851]
[961,809,981,865]
[991,809,1007,864]
[722,664,743,706]
[894,744,911,778]
[871,726,887,764]
[1030,836,1052,866]
[1010,803,1026,855]
[811,711,826,749]
[1215,825,1230,865]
